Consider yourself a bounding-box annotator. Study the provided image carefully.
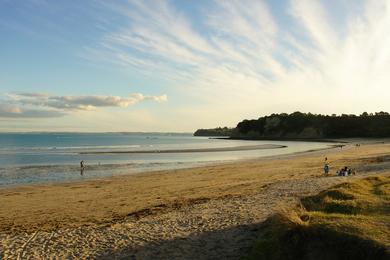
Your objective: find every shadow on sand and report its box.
[97,222,263,260]
[96,216,389,260]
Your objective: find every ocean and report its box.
[0,133,334,187]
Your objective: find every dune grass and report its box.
[246,175,390,260]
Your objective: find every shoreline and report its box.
[211,136,390,143]
[0,142,343,190]
[1,142,390,258]
[210,137,350,143]
[1,143,388,226]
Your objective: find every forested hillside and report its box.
[195,112,390,139]
[232,112,390,139]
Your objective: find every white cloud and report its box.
[4,0,390,131]
[88,0,390,125]
[0,103,65,118]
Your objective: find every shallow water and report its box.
[0,133,335,187]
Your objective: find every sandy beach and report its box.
[1,142,390,259]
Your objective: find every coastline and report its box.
[0,140,341,188]
[0,142,386,227]
[210,136,350,143]
[1,142,390,258]
[0,141,342,190]
[211,136,390,143]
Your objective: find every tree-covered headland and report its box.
[194,112,390,139]
[194,127,234,137]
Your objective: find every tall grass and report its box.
[246,176,390,260]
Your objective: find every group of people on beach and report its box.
[336,166,356,176]
[323,157,356,176]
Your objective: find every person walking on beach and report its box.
[323,157,330,175]
[324,163,330,175]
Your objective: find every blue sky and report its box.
[0,0,389,132]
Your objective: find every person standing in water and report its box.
[80,160,85,175]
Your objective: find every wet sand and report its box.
[1,142,390,258]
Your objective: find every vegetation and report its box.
[233,111,390,139]
[193,127,234,136]
[194,111,390,139]
[247,176,390,260]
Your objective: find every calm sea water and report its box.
[0,133,334,187]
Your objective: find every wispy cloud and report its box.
[84,0,390,127]
[2,0,390,130]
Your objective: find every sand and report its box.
[1,142,390,259]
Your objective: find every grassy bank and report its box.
[247,175,390,260]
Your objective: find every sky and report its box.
[0,0,390,132]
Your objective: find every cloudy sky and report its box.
[1,0,390,132]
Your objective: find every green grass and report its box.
[246,176,390,260]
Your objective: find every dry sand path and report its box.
[1,172,388,259]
